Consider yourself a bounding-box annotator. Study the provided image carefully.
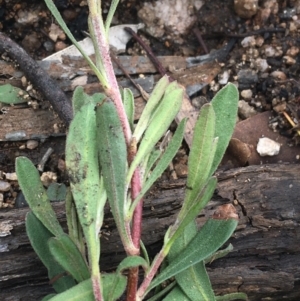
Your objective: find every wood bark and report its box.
[1,164,299,300]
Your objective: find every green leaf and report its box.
[16,157,64,237]
[129,119,186,217]
[47,183,67,202]
[123,88,135,130]
[148,218,238,291]
[176,261,215,301]
[117,256,149,274]
[49,233,90,283]
[133,76,170,142]
[184,104,216,211]
[128,83,184,183]
[210,83,238,175]
[168,221,215,301]
[0,84,29,104]
[72,87,106,114]
[144,149,161,180]
[65,189,85,256]
[26,212,75,293]
[105,0,120,34]
[96,99,134,252]
[169,177,217,246]
[102,273,127,301]
[66,101,105,290]
[162,286,191,301]
[44,0,106,85]
[48,279,94,301]
[215,292,248,301]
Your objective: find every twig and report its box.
[124,27,169,78]
[193,28,209,54]
[0,32,73,126]
[110,52,148,99]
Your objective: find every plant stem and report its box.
[88,12,131,145]
[136,248,167,301]
[126,167,144,300]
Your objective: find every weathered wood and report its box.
[1,164,299,300]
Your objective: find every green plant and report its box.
[15,1,247,300]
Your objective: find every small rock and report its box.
[283,55,296,65]
[40,172,57,187]
[238,100,257,119]
[63,9,78,21]
[241,89,253,100]
[241,36,256,47]
[17,9,40,25]
[218,70,230,85]
[257,137,280,156]
[138,0,203,43]
[5,172,17,181]
[26,140,39,150]
[264,45,276,57]
[254,58,269,72]
[286,46,299,57]
[55,41,68,52]
[234,0,259,18]
[43,40,54,52]
[270,70,287,81]
[49,23,66,42]
[237,69,258,89]
[0,180,11,192]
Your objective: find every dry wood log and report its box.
[1,164,299,301]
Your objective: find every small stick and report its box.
[0,32,73,126]
[193,28,209,54]
[124,27,169,78]
[110,52,148,99]
[38,147,54,172]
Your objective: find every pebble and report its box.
[241,36,256,48]
[55,41,68,52]
[286,46,299,57]
[238,100,257,119]
[5,173,18,181]
[255,58,269,72]
[270,70,287,81]
[283,55,296,65]
[234,0,258,19]
[237,69,258,89]
[17,9,40,25]
[43,40,55,52]
[26,140,39,150]
[257,137,280,156]
[138,0,203,43]
[49,23,66,42]
[241,89,253,100]
[40,172,57,187]
[218,70,230,85]
[0,180,11,192]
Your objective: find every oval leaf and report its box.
[149,218,238,291]
[49,234,90,283]
[210,83,238,175]
[16,157,64,237]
